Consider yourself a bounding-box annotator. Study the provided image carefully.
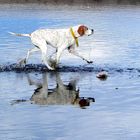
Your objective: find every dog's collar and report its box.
[70,27,79,47]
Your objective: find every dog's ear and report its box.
[77,25,88,36]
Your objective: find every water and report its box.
[0,4,140,68]
[0,4,140,140]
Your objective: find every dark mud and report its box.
[0,63,140,75]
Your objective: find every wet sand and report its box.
[0,63,140,75]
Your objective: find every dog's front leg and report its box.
[56,47,64,65]
[48,49,57,68]
[68,47,93,64]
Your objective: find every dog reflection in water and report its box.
[12,73,95,108]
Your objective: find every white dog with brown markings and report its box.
[9,24,94,70]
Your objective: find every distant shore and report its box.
[0,0,139,5]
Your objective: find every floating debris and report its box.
[96,71,108,80]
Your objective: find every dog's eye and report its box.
[85,27,88,31]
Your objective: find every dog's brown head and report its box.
[76,25,94,37]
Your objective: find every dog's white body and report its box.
[10,25,94,70]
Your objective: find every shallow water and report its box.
[0,4,140,68]
[0,4,140,140]
[1,72,140,140]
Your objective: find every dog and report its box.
[11,73,95,108]
[9,24,94,70]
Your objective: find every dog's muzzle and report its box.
[89,29,94,35]
[91,29,94,34]
[86,29,94,36]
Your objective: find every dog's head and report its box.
[73,24,94,37]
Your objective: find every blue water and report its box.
[1,71,140,140]
[0,4,140,68]
[0,4,140,140]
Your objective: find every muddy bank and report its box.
[0,63,140,74]
[0,0,139,5]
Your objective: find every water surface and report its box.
[0,4,140,68]
[0,4,140,140]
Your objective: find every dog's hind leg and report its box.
[41,49,55,70]
[18,47,40,66]
[40,46,55,70]
[31,37,55,70]
[26,47,40,63]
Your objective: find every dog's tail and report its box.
[8,32,31,37]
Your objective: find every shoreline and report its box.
[0,0,139,5]
[0,63,139,74]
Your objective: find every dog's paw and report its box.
[48,65,56,70]
[17,58,26,67]
[48,58,57,69]
[87,60,93,64]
